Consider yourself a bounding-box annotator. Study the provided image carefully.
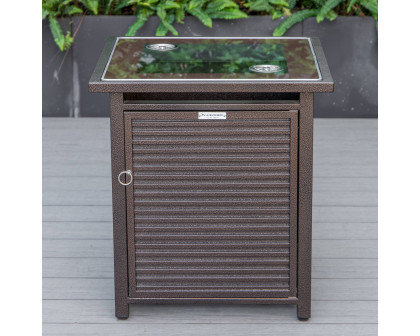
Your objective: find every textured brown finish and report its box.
[122,101,300,111]
[109,93,130,319]
[123,110,298,300]
[89,37,333,320]
[90,79,333,94]
[126,297,299,304]
[123,92,300,101]
[297,93,314,320]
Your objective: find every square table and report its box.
[89,37,333,320]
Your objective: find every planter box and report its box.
[42,15,377,117]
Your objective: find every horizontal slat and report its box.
[135,251,290,257]
[133,155,290,163]
[134,208,290,216]
[135,242,290,250]
[137,281,289,288]
[132,120,290,127]
[134,190,289,197]
[133,129,290,136]
[136,284,291,289]
[133,142,290,148]
[136,280,290,288]
[133,164,290,171]
[122,100,300,110]
[135,234,290,241]
[136,267,290,275]
[132,138,290,145]
[133,168,289,174]
[133,198,290,206]
[133,173,289,180]
[133,146,290,155]
[133,134,290,139]
[134,225,290,233]
[134,216,290,224]
[133,131,290,137]
[133,289,290,298]
[136,258,290,267]
[133,181,290,188]
[137,274,289,281]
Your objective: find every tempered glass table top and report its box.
[102,37,321,81]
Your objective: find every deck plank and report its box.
[42,176,377,193]
[42,205,378,223]
[42,221,377,240]
[42,239,377,259]
[42,185,377,207]
[43,299,377,324]
[43,257,377,279]
[42,278,377,301]
[43,323,378,336]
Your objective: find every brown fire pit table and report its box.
[89,37,333,320]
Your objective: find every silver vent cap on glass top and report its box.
[146,43,178,52]
[249,64,283,73]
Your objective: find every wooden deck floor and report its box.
[42,118,378,336]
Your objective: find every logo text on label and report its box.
[198,112,227,120]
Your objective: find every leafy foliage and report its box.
[359,0,378,20]
[79,0,99,14]
[42,0,79,51]
[317,0,343,23]
[126,11,150,36]
[273,0,378,36]
[43,0,379,51]
[273,9,318,36]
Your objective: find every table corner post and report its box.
[110,93,130,318]
[297,92,314,320]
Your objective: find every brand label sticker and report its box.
[198,112,226,120]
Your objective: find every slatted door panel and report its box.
[124,110,298,299]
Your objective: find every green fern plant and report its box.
[43,0,117,50]
[123,0,247,37]
[274,9,319,36]
[79,0,99,14]
[42,0,81,51]
[272,0,378,36]
[43,0,378,51]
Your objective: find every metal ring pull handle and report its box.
[118,170,133,186]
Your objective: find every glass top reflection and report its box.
[102,37,321,81]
